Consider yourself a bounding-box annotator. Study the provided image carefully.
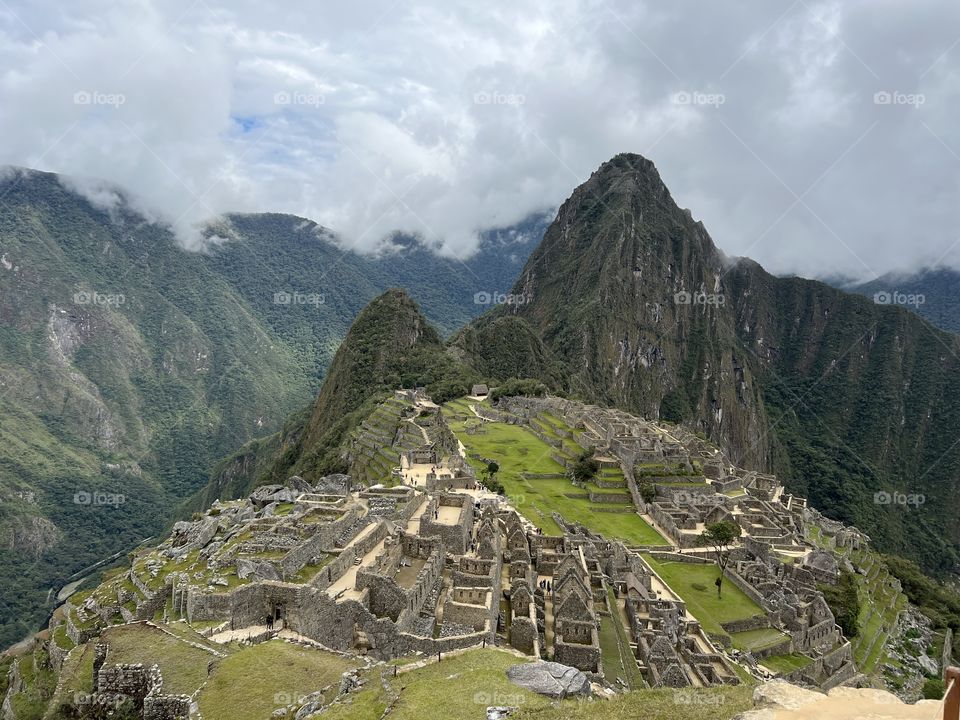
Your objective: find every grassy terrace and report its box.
[444,399,667,545]
[642,556,782,649]
[728,628,789,653]
[760,653,814,675]
[101,623,214,695]
[199,640,357,720]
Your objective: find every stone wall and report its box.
[720,615,771,634]
[724,568,772,610]
[143,695,191,720]
[311,522,389,592]
[279,507,361,576]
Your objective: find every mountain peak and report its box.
[292,288,446,476]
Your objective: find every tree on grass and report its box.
[481,460,504,494]
[639,482,656,504]
[699,520,742,598]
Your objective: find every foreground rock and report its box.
[506,662,591,699]
[734,680,942,719]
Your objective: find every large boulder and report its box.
[506,661,590,699]
[250,484,295,509]
[733,680,941,719]
[236,558,281,581]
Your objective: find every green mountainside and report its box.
[201,289,475,503]
[454,153,960,578]
[0,168,540,648]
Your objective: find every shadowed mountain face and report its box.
[0,168,539,648]
[456,153,960,577]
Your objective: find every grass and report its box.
[198,639,357,720]
[760,653,814,675]
[642,556,765,638]
[728,628,789,653]
[321,649,553,720]
[446,403,667,545]
[101,623,216,695]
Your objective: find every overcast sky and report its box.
[1,0,958,280]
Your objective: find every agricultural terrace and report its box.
[443,398,667,546]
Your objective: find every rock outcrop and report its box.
[506,661,591,699]
[735,680,942,719]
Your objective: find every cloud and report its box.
[0,0,958,277]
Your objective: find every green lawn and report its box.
[760,653,813,675]
[642,556,766,637]
[445,404,667,545]
[199,639,357,720]
[322,649,553,720]
[323,648,753,720]
[729,627,789,652]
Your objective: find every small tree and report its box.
[480,460,503,494]
[571,456,600,485]
[699,520,742,598]
[639,482,656,504]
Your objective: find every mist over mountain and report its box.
[823,267,960,336]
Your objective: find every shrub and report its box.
[922,678,946,700]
